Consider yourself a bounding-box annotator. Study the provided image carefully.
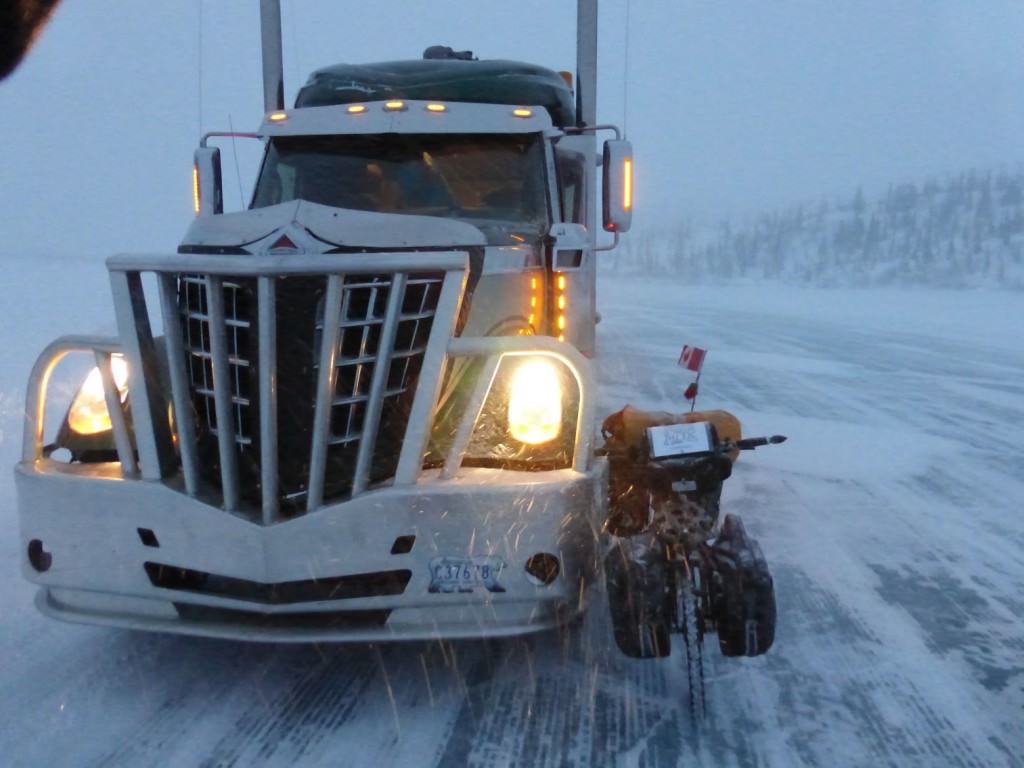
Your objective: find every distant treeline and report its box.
[614,167,1024,288]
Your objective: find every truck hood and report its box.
[180,200,487,252]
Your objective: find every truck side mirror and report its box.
[193,147,223,216]
[602,139,633,233]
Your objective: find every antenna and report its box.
[196,0,204,138]
[227,114,246,209]
[622,0,631,135]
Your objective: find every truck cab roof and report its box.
[295,58,576,128]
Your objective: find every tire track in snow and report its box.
[94,640,474,768]
[731,467,1022,767]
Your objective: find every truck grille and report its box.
[180,276,254,447]
[178,270,446,516]
[313,273,440,449]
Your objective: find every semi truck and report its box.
[16,0,632,642]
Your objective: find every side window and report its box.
[556,149,585,224]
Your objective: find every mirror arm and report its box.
[594,231,620,253]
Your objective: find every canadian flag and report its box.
[678,345,706,372]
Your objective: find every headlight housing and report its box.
[428,352,581,471]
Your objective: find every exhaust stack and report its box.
[260,0,284,112]
[576,0,598,128]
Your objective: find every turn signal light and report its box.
[623,158,633,210]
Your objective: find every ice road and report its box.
[1,260,1022,767]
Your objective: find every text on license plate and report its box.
[428,556,506,593]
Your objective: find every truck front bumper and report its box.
[17,459,606,642]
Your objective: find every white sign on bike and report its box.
[646,422,713,458]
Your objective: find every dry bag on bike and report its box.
[600,406,742,536]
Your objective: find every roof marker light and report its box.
[269,111,288,122]
[384,100,407,112]
[426,103,448,113]
[512,108,533,118]
[346,104,367,114]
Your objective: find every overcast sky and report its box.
[2,0,1022,257]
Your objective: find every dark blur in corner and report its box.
[1,0,62,79]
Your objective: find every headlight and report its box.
[426,352,580,471]
[507,358,562,445]
[67,355,129,435]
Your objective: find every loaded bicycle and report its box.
[599,406,785,717]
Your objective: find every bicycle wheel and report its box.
[604,541,671,659]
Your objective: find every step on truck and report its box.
[16,0,634,641]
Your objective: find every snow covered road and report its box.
[1,262,1022,767]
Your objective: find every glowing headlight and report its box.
[507,358,562,445]
[67,355,129,435]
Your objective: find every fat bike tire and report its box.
[604,542,671,659]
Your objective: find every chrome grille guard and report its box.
[22,251,595,524]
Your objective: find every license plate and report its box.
[429,556,506,593]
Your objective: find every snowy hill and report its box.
[615,167,1024,289]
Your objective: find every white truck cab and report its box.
[16,29,635,642]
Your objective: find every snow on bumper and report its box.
[16,460,607,642]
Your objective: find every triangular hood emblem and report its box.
[267,233,300,254]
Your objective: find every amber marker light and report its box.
[384,100,407,112]
[269,111,288,122]
[555,272,568,341]
[192,164,200,215]
[346,104,368,114]
[623,158,633,210]
[512,108,533,118]
[425,103,447,113]
[527,277,541,330]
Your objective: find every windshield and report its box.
[251,133,549,233]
